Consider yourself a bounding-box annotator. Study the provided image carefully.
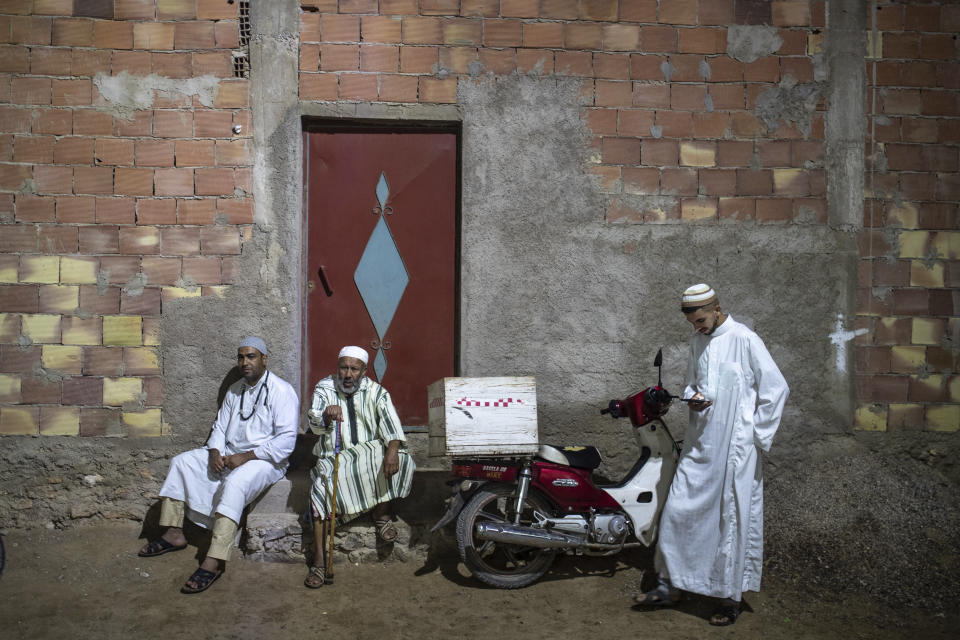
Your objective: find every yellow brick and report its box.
[201,285,230,299]
[807,32,823,56]
[123,409,163,436]
[0,374,20,403]
[866,30,882,59]
[161,286,202,302]
[909,261,944,288]
[679,142,715,167]
[0,313,20,342]
[20,256,60,284]
[854,404,887,431]
[773,169,803,193]
[0,407,38,435]
[103,315,142,346]
[0,260,16,283]
[888,403,924,429]
[925,404,959,432]
[41,345,83,374]
[912,318,942,345]
[61,316,101,346]
[103,377,143,407]
[897,230,928,258]
[887,202,918,229]
[60,257,98,284]
[40,406,80,436]
[124,347,160,375]
[39,285,79,314]
[950,377,960,403]
[143,317,161,346]
[681,199,717,221]
[21,313,61,344]
[157,0,195,16]
[933,231,958,260]
[890,345,926,373]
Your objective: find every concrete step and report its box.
[241,432,454,563]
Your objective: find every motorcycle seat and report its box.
[537,444,603,470]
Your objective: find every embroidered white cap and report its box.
[338,345,369,364]
[681,283,718,307]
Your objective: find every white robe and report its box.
[158,369,299,527]
[656,316,789,600]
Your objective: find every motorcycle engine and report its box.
[591,514,628,544]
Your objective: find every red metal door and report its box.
[304,131,458,426]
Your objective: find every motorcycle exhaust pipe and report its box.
[475,522,584,549]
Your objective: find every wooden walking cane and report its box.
[326,418,342,584]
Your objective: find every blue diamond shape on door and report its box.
[354,172,407,381]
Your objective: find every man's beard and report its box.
[335,374,359,394]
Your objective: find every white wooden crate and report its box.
[427,377,538,457]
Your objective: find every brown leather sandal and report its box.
[304,565,327,589]
[374,518,399,543]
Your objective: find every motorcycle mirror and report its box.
[654,348,663,387]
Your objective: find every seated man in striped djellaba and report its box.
[303,345,416,588]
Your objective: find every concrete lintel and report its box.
[300,101,462,122]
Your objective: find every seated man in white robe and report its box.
[634,284,789,626]
[303,346,415,588]
[137,336,298,594]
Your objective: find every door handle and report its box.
[317,265,333,297]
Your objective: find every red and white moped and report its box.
[432,350,683,588]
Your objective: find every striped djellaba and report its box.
[307,375,415,521]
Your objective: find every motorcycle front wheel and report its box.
[456,484,556,589]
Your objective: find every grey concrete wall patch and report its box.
[93,71,220,120]
[755,78,822,138]
[727,25,783,63]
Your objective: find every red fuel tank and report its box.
[532,462,620,511]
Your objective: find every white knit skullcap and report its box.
[238,336,267,355]
[338,346,369,365]
[682,283,718,307]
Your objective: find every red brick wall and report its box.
[1,0,957,437]
[299,0,827,226]
[0,0,252,436]
[856,0,959,432]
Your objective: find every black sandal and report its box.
[633,583,682,607]
[180,567,223,594]
[709,603,741,626]
[138,538,187,557]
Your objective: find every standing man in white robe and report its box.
[137,336,299,594]
[634,284,789,626]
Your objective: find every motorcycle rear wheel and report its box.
[456,484,556,589]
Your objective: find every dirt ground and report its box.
[0,521,955,640]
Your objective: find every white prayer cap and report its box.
[238,336,268,355]
[681,283,718,309]
[338,345,368,365]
